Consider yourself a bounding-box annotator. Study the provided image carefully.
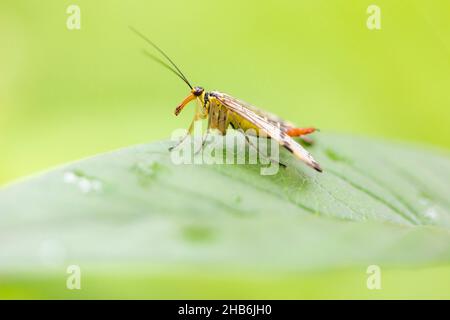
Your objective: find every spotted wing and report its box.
[216,93,297,133]
[213,91,322,172]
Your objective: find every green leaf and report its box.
[0,133,449,298]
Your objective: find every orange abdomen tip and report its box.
[286,127,316,137]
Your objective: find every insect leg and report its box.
[192,101,222,155]
[169,101,205,151]
[168,119,196,151]
[169,115,205,151]
[244,134,286,168]
[194,125,211,155]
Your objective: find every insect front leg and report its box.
[168,118,196,151]
[169,113,205,152]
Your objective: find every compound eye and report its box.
[193,86,204,96]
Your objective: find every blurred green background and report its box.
[0,0,449,186]
[1,0,450,300]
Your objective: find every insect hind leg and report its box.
[244,135,286,168]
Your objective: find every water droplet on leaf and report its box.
[63,170,103,194]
